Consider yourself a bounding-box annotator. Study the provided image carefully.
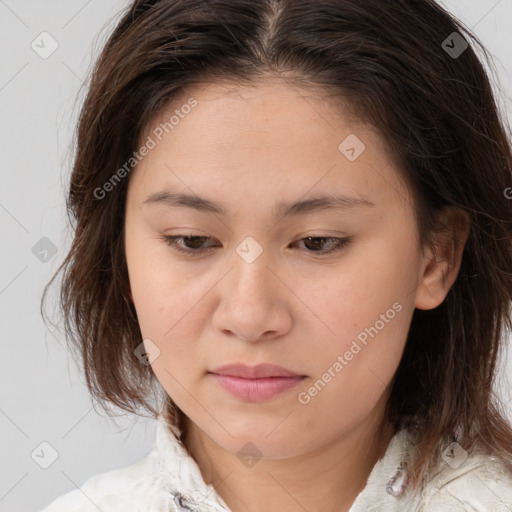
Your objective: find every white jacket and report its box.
[40,411,512,511]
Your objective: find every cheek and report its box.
[128,258,208,398]
[125,221,195,337]
[125,252,169,338]
[295,280,410,434]
[293,242,416,388]
[129,266,203,343]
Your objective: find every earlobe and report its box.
[414,207,470,311]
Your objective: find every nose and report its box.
[211,244,293,343]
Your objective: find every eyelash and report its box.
[160,234,352,256]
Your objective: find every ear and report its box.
[414,206,471,311]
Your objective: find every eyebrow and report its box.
[143,189,376,217]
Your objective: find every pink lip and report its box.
[210,374,306,402]
[210,363,303,379]
[208,363,306,402]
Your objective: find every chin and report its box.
[208,423,306,460]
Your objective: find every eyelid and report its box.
[160,233,352,256]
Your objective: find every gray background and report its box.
[1,1,511,510]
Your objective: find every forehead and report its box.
[129,77,412,216]
[140,76,383,153]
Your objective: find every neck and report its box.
[181,410,395,512]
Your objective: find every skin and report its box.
[124,75,470,512]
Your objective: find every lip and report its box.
[209,374,306,402]
[210,363,303,379]
[208,363,306,402]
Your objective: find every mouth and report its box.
[208,363,307,402]
[208,374,306,402]
[209,362,305,379]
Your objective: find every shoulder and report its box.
[420,450,512,511]
[39,448,164,512]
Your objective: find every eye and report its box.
[161,235,219,254]
[160,234,352,256]
[290,236,352,254]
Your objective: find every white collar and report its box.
[155,411,415,512]
[156,412,233,511]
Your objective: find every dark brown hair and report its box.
[42,0,512,491]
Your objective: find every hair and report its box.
[42,0,512,493]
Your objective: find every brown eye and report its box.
[162,235,219,253]
[161,234,352,256]
[291,236,352,254]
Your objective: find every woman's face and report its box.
[124,77,432,458]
